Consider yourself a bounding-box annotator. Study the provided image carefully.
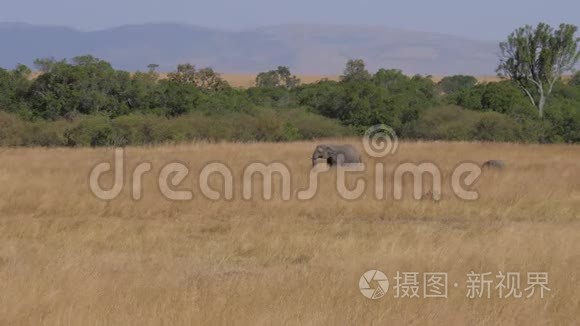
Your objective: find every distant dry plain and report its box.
[28,71,504,87]
[217,74,504,88]
[0,140,579,324]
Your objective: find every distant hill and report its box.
[0,22,500,75]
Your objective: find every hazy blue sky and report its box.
[1,0,578,40]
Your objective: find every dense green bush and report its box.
[0,56,578,146]
[437,75,478,94]
[0,107,352,147]
[404,106,479,141]
[472,112,518,141]
[404,105,545,142]
[0,111,26,146]
[570,72,580,87]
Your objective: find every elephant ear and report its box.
[313,145,327,160]
[322,145,335,154]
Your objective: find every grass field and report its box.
[0,140,579,324]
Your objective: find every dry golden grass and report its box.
[0,140,579,325]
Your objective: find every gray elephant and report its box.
[311,144,362,167]
[482,160,505,169]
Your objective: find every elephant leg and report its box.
[327,157,334,166]
[335,153,346,166]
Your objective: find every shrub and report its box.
[64,116,116,147]
[472,112,518,141]
[0,112,26,146]
[405,106,478,140]
[406,106,528,142]
[570,72,580,87]
[437,75,478,94]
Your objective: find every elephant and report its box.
[311,144,362,167]
[482,160,505,169]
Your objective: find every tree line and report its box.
[0,22,578,146]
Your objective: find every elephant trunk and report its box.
[311,154,318,167]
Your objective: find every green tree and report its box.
[195,67,230,92]
[147,63,159,73]
[29,56,125,119]
[33,57,63,73]
[341,59,371,83]
[168,64,229,92]
[372,69,409,91]
[167,63,197,85]
[0,65,32,115]
[480,81,531,114]
[497,23,580,117]
[255,66,300,89]
[570,71,580,86]
[153,80,203,116]
[437,75,478,94]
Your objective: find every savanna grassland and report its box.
[0,140,579,325]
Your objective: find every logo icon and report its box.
[359,270,389,299]
[363,124,399,158]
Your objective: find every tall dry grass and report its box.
[0,140,579,325]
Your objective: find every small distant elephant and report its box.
[482,160,505,169]
[311,144,362,167]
